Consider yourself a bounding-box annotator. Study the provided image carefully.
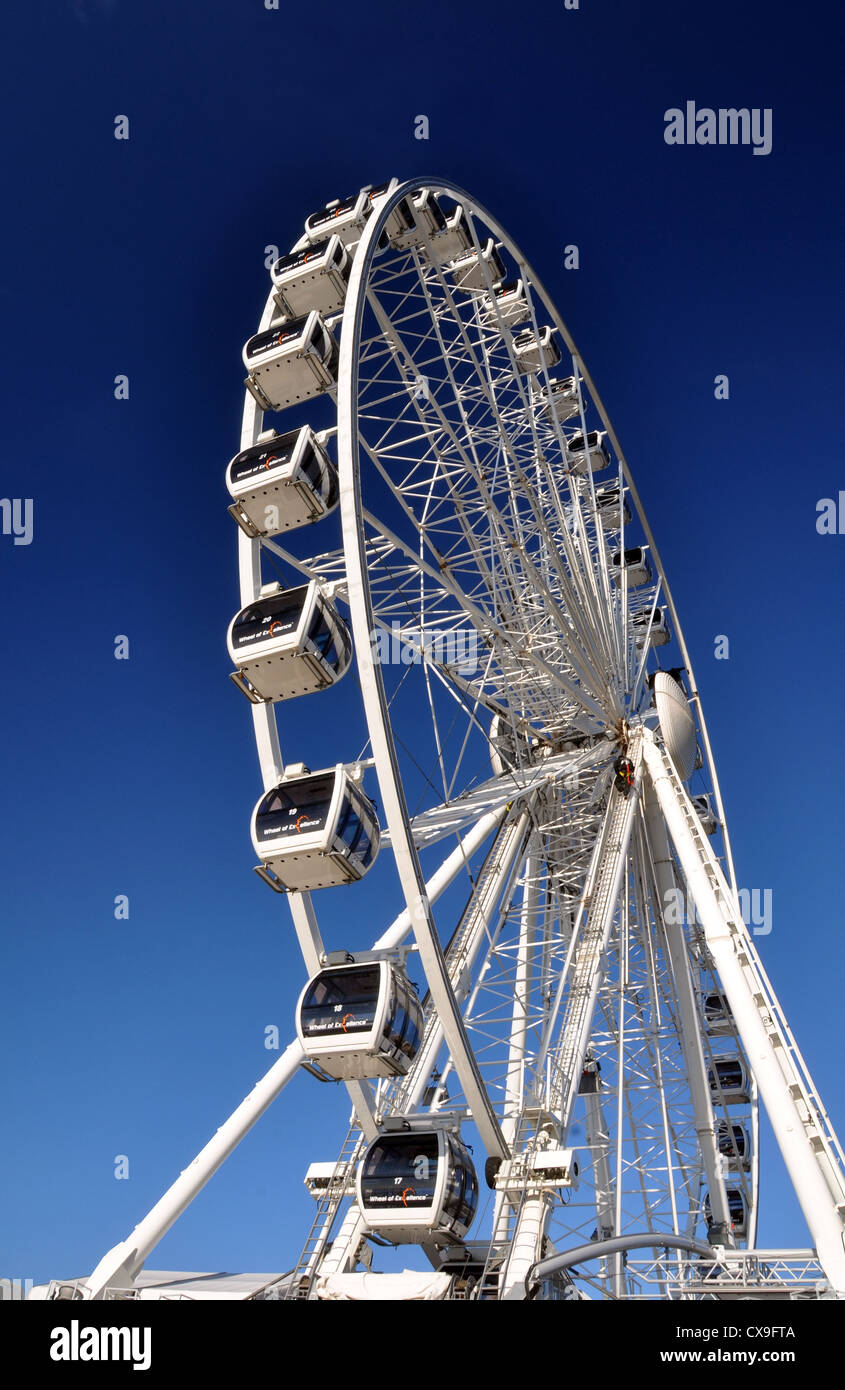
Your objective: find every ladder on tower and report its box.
[282,1120,365,1300]
[647,739,845,1224]
[550,776,639,1126]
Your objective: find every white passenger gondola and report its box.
[703,992,735,1035]
[296,959,423,1080]
[691,793,718,836]
[565,429,610,474]
[251,764,380,892]
[410,188,446,237]
[716,1121,752,1170]
[227,581,352,704]
[367,180,415,240]
[226,425,338,538]
[705,1188,749,1238]
[271,236,350,320]
[302,188,373,249]
[708,1057,750,1105]
[357,1125,478,1243]
[541,375,580,422]
[389,189,449,253]
[482,279,530,328]
[513,324,561,375]
[632,607,671,647]
[612,546,653,587]
[429,205,472,261]
[595,485,632,529]
[447,239,506,293]
[243,310,338,411]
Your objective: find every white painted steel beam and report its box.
[642,732,845,1292]
[85,1037,307,1298]
[641,784,734,1238]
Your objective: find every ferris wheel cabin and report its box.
[708,1057,751,1105]
[226,425,338,538]
[595,485,632,529]
[296,960,423,1080]
[716,1121,752,1170]
[296,181,413,250]
[357,1127,479,1244]
[227,581,352,704]
[409,188,446,235]
[612,546,653,587]
[705,1188,749,1239]
[514,324,561,375]
[691,793,718,836]
[367,181,416,241]
[387,188,449,253]
[447,239,506,293]
[541,375,580,422]
[482,278,530,328]
[301,187,374,249]
[271,236,350,320]
[632,607,671,647]
[565,429,611,474]
[251,765,380,892]
[429,205,472,262]
[703,992,736,1036]
[243,311,338,412]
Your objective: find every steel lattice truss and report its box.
[38,178,845,1306]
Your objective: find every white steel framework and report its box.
[32,178,845,1304]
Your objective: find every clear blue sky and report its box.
[1,0,844,1284]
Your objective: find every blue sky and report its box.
[1,0,844,1285]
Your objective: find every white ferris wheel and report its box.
[36,178,845,1303]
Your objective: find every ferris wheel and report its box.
[39,178,845,1303]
